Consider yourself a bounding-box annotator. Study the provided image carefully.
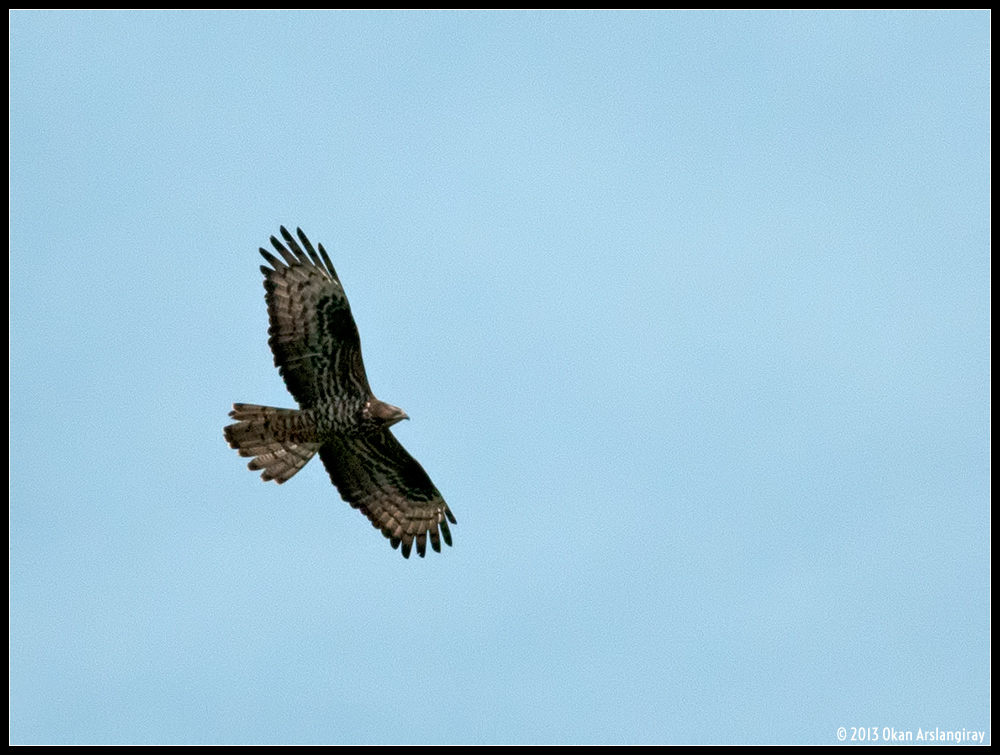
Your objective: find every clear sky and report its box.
[10,10,989,745]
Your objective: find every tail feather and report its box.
[224,403,319,484]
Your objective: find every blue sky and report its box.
[10,10,989,745]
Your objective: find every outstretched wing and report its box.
[319,432,457,558]
[258,226,371,408]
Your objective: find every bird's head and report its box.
[366,399,410,428]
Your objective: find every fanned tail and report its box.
[224,403,320,483]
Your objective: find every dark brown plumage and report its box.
[224,227,454,558]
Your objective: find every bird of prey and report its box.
[224,227,454,558]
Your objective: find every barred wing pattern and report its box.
[319,434,456,558]
[225,227,454,558]
[258,228,370,407]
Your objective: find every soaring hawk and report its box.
[224,227,455,558]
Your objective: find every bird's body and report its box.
[224,227,454,558]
